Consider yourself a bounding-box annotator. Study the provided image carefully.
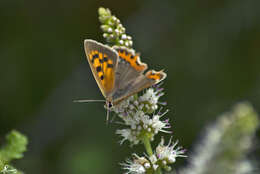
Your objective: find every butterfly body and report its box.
[84,39,166,107]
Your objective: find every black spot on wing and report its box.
[107,64,113,68]
[91,53,99,63]
[96,66,102,72]
[93,54,99,59]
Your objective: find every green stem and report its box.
[142,135,163,174]
[155,168,163,174]
[142,135,153,156]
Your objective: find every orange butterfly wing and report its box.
[84,40,118,98]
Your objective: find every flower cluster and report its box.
[111,85,186,173]
[155,137,186,170]
[113,84,165,115]
[114,86,171,145]
[180,102,259,174]
[98,7,133,48]
[121,138,186,174]
[121,154,153,174]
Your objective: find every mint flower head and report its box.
[98,7,186,174]
[112,83,166,116]
[120,136,186,174]
[155,137,187,169]
[181,102,259,174]
[121,154,152,174]
[111,84,186,174]
[114,85,171,146]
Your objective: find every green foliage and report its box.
[0,130,28,174]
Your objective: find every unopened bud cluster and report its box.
[98,7,133,48]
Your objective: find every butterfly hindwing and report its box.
[145,70,167,83]
[112,70,166,104]
[111,46,166,104]
[112,46,148,91]
[84,39,118,98]
[113,46,147,72]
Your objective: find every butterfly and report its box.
[75,39,166,121]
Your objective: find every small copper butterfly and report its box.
[75,39,166,120]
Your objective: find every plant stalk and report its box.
[142,135,163,174]
[142,135,153,156]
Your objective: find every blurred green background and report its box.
[0,0,260,173]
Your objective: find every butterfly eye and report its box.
[108,102,113,108]
[105,101,113,109]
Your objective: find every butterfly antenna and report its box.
[73,99,106,103]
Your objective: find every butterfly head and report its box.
[106,100,113,109]
[104,100,114,123]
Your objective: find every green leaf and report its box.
[0,130,28,164]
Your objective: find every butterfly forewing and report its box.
[84,39,118,98]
